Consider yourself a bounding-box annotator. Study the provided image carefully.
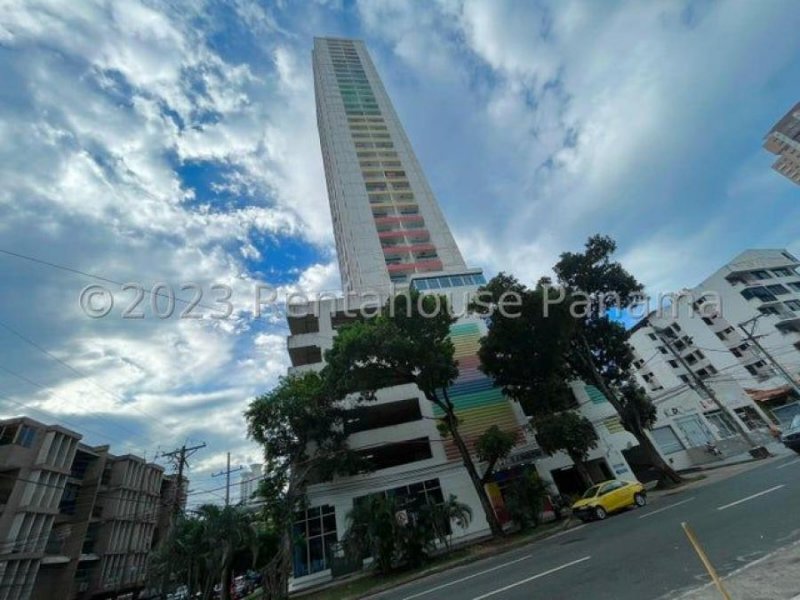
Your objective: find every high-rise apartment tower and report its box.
[764,101,800,186]
[312,37,474,294]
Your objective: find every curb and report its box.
[292,520,582,600]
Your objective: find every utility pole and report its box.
[654,326,758,449]
[159,442,205,598]
[161,442,206,519]
[738,316,800,397]
[212,452,243,507]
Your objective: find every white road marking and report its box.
[469,556,591,600]
[716,485,786,511]
[545,524,586,539]
[638,497,696,519]
[776,458,800,470]
[399,553,534,600]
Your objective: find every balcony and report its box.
[382,243,436,256]
[373,215,424,226]
[387,259,443,274]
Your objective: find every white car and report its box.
[781,414,800,454]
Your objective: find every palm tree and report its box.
[426,495,473,552]
[343,494,399,574]
[193,505,255,600]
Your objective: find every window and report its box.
[750,270,772,279]
[344,399,422,434]
[788,281,800,292]
[741,287,777,302]
[292,505,337,577]
[772,268,793,277]
[702,317,714,325]
[600,480,624,495]
[734,406,767,431]
[17,425,36,448]
[0,425,18,445]
[647,333,657,341]
[785,300,800,311]
[355,479,445,513]
[357,438,433,470]
[759,306,780,316]
[704,410,738,438]
[651,426,685,454]
[668,360,678,368]
[766,284,790,295]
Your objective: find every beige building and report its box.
[0,417,171,600]
[764,101,800,185]
[0,417,81,600]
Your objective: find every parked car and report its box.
[781,414,800,454]
[571,479,647,522]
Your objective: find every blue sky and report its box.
[1,0,798,505]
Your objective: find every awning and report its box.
[745,386,793,403]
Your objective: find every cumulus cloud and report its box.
[2,0,799,495]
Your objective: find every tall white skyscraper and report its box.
[312,37,473,294]
[284,39,642,590]
[763,101,800,186]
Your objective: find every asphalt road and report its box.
[370,454,800,600]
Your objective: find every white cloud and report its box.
[2,0,799,492]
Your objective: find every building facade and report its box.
[764,101,800,186]
[628,249,800,470]
[286,37,639,589]
[0,418,80,600]
[0,417,173,600]
[238,464,263,506]
[312,37,469,295]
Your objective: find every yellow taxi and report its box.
[571,479,647,522]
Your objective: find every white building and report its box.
[313,37,468,295]
[238,463,263,506]
[764,101,800,186]
[628,249,800,470]
[286,37,639,589]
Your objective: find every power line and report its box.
[0,388,152,456]
[0,318,179,443]
[0,364,159,451]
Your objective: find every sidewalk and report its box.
[677,441,792,474]
[650,443,794,502]
[671,540,800,600]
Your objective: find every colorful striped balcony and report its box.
[386,259,443,273]
[381,243,436,255]
[373,214,424,226]
[378,229,430,240]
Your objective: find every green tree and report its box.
[553,235,682,485]
[475,425,517,485]
[245,372,363,599]
[471,276,577,418]
[503,470,549,530]
[474,237,682,487]
[343,494,399,575]
[342,493,472,572]
[192,505,254,600]
[533,411,598,488]
[323,291,505,537]
[427,495,473,552]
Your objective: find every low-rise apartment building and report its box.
[0,417,172,600]
[629,249,800,470]
[0,418,80,600]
